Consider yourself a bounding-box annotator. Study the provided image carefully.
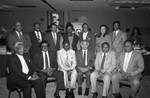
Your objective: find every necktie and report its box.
[123,53,130,72]
[101,53,106,70]
[83,50,86,66]
[45,52,49,69]
[19,32,23,40]
[37,32,41,42]
[66,53,70,67]
[53,33,57,45]
[113,31,116,41]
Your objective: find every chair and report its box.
[5,68,23,98]
[8,87,22,98]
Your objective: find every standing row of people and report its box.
[6,20,144,98]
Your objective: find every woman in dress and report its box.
[95,24,112,53]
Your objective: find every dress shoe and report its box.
[102,96,107,98]
[84,88,90,96]
[78,87,82,95]
[115,93,122,98]
[129,95,135,98]
[92,92,98,98]
[54,92,60,98]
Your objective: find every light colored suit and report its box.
[57,49,77,88]
[91,51,116,96]
[110,30,127,58]
[112,50,144,96]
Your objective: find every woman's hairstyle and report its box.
[97,24,109,38]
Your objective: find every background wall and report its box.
[0,9,150,47]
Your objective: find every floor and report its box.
[0,75,150,98]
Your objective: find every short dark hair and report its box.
[102,42,110,48]
[39,40,49,47]
[124,40,134,46]
[82,23,89,28]
[62,40,70,46]
[49,23,57,29]
[113,21,121,26]
[33,22,40,27]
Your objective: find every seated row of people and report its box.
[7,39,144,98]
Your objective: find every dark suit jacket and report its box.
[32,51,58,73]
[76,50,94,68]
[44,32,61,52]
[7,53,32,89]
[79,31,96,52]
[29,31,45,60]
[7,31,31,53]
[62,33,79,51]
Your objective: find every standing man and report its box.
[33,40,65,98]
[112,40,144,98]
[29,22,45,60]
[91,42,116,98]
[79,23,95,52]
[7,21,31,54]
[110,21,127,58]
[57,40,77,97]
[76,40,94,96]
[7,42,44,98]
[44,23,61,60]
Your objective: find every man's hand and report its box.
[32,72,39,80]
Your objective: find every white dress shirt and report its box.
[16,54,29,74]
[42,51,50,69]
[82,49,87,66]
[83,32,88,40]
[35,31,42,42]
[123,51,133,72]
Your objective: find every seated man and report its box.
[76,39,94,96]
[91,42,116,98]
[112,40,145,98]
[32,40,65,98]
[57,40,77,97]
[7,42,45,98]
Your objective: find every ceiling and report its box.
[0,0,150,12]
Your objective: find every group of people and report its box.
[6,20,144,98]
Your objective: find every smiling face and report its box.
[100,26,106,34]
[41,43,49,52]
[102,43,110,53]
[51,24,57,33]
[14,21,22,32]
[80,41,89,50]
[34,23,40,32]
[113,22,120,31]
[63,42,70,51]
[124,41,133,53]
[82,24,89,32]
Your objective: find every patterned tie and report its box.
[19,31,23,40]
[37,32,41,42]
[101,53,106,70]
[45,52,49,69]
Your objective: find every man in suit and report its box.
[109,21,127,59]
[79,23,95,52]
[91,42,116,98]
[111,40,144,98]
[57,40,77,97]
[76,40,94,96]
[32,40,65,98]
[44,23,61,60]
[29,22,45,60]
[7,21,31,54]
[7,42,44,98]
